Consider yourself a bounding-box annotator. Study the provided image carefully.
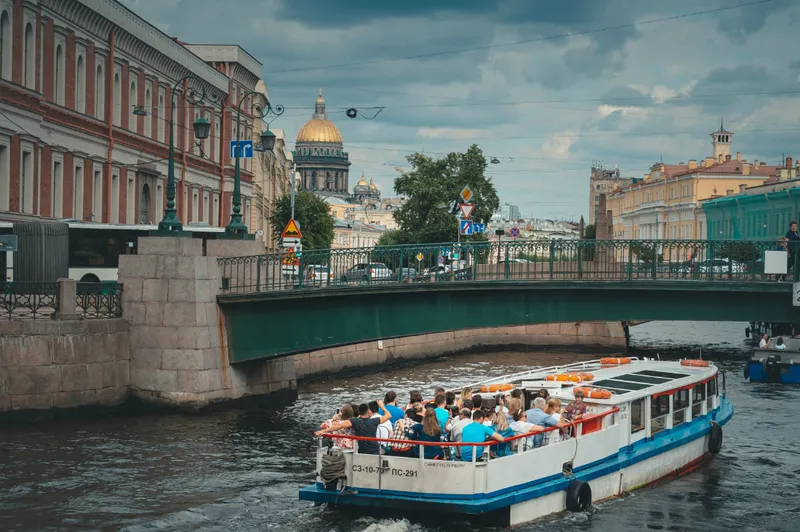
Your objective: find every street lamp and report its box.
[158,75,221,234]
[225,90,284,238]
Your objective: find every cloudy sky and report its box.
[122,0,800,220]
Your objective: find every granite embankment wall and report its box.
[0,319,130,413]
[289,321,625,381]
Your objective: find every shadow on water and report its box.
[1,321,798,531]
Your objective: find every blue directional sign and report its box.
[472,223,486,234]
[459,220,473,235]
[229,139,254,159]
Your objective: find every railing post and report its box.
[577,242,583,280]
[708,242,715,282]
[255,256,262,292]
[56,278,79,320]
[651,242,657,280]
[504,245,510,280]
[549,241,555,280]
[626,242,633,280]
[794,241,799,282]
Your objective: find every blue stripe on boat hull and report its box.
[748,361,800,383]
[299,398,734,516]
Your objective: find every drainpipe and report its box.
[105,29,116,223]
[179,78,188,222]
[218,95,225,226]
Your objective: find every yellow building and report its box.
[607,125,780,242]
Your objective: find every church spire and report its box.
[314,88,326,119]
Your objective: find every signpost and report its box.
[459,220,473,236]
[459,203,474,219]
[229,139,254,159]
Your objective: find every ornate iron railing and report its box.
[76,282,124,319]
[217,239,792,294]
[0,282,59,320]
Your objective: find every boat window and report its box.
[707,376,717,410]
[673,389,690,427]
[636,370,691,380]
[651,395,669,435]
[630,398,645,433]
[692,382,706,419]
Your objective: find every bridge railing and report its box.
[217,239,791,294]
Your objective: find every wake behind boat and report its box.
[299,357,733,527]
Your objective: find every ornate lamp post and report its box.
[158,75,220,234]
[224,90,284,238]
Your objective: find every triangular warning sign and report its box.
[281,219,302,239]
[460,204,474,219]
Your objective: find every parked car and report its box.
[399,267,417,280]
[694,258,746,274]
[341,262,392,282]
[303,265,333,286]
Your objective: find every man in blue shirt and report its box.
[461,410,504,461]
[433,393,450,436]
[381,391,405,427]
[525,397,561,448]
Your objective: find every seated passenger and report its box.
[536,388,550,400]
[545,398,564,445]
[388,408,420,457]
[460,410,504,462]
[471,394,483,412]
[445,391,456,407]
[370,401,393,451]
[434,393,450,435]
[510,388,523,402]
[525,397,561,448]
[319,405,355,449]
[563,391,587,427]
[776,337,787,350]
[458,387,473,409]
[406,390,423,410]
[509,409,543,451]
[407,409,445,459]
[490,411,515,457]
[315,401,392,455]
[381,391,405,426]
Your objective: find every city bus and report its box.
[0,220,227,282]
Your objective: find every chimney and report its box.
[688,159,697,169]
[742,162,751,175]
[726,189,734,196]
[780,168,789,180]
[739,184,747,193]
[736,152,741,161]
[754,159,760,170]
[718,154,724,163]
[787,156,793,169]
[705,156,715,167]
[725,154,731,162]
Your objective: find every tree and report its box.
[269,191,334,250]
[376,229,408,247]
[392,145,500,244]
[583,224,597,240]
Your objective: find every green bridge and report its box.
[216,239,800,362]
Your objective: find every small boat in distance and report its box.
[299,358,733,527]
[746,337,800,383]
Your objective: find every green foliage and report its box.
[715,242,760,263]
[583,224,596,240]
[376,229,408,247]
[392,145,500,244]
[269,191,334,250]
[630,242,662,263]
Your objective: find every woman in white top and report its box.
[776,337,787,350]
[546,398,563,444]
[509,409,543,451]
[759,334,769,348]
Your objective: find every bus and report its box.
[1,220,227,282]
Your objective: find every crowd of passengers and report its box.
[314,387,589,461]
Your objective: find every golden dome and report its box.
[369,177,378,190]
[356,171,368,187]
[296,88,343,144]
[296,119,343,144]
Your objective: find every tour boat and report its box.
[746,337,800,383]
[299,357,733,526]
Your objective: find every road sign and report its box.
[460,186,473,203]
[438,255,444,265]
[282,247,300,266]
[459,220,473,235]
[281,218,302,239]
[416,253,424,262]
[229,139,254,159]
[472,223,485,233]
[282,238,301,250]
[0,235,18,252]
[440,247,450,258]
[509,226,520,238]
[459,203,474,219]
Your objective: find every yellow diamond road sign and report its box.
[460,186,473,203]
[416,253,424,261]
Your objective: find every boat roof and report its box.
[470,358,717,405]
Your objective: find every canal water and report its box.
[1,321,799,532]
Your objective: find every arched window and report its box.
[112,72,120,125]
[140,183,151,224]
[23,22,34,89]
[54,44,64,105]
[75,55,85,113]
[0,11,11,80]
[144,87,151,137]
[158,93,165,142]
[129,80,137,130]
[213,116,219,161]
[95,64,104,119]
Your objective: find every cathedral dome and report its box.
[296,89,343,144]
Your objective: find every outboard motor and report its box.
[763,354,782,383]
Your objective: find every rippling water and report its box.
[1,321,799,532]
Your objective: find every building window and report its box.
[204,191,209,223]
[23,22,34,89]
[75,55,85,113]
[212,194,219,227]
[95,64,105,120]
[0,141,8,210]
[52,159,62,217]
[140,183,151,224]
[0,10,11,81]
[21,150,33,213]
[74,164,83,218]
[156,183,163,220]
[126,177,135,224]
[192,190,199,222]
[157,93,165,142]
[129,80,137,130]
[113,72,121,125]
[144,87,152,137]
[111,172,119,223]
[213,116,219,162]
[54,44,65,105]
[93,170,102,221]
